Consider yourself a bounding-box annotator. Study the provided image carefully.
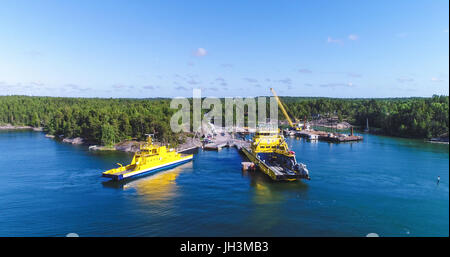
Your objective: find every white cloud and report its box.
[319,82,354,88]
[348,34,359,40]
[431,77,444,82]
[277,78,292,85]
[187,79,201,85]
[347,72,362,78]
[194,48,207,56]
[327,37,342,44]
[243,77,258,83]
[24,50,43,58]
[298,68,312,74]
[206,87,219,92]
[397,77,414,83]
[175,86,189,91]
[65,84,80,90]
[30,81,45,87]
[112,83,134,89]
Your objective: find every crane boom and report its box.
[270,88,295,128]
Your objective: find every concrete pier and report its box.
[296,130,363,142]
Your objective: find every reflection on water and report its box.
[245,170,309,232]
[102,162,193,202]
[1,131,448,236]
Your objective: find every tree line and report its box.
[280,95,449,139]
[0,96,178,146]
[0,95,448,145]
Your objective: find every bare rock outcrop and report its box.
[114,141,142,152]
[62,137,84,145]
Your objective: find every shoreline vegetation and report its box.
[0,124,202,152]
[0,95,448,149]
[0,123,203,152]
[0,124,43,131]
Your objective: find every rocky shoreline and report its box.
[309,119,353,129]
[0,124,43,131]
[428,134,449,144]
[44,135,144,152]
[88,140,142,152]
[62,137,85,145]
[0,125,95,147]
[52,135,201,153]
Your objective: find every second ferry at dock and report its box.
[241,124,310,181]
[102,135,193,181]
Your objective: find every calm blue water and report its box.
[0,130,448,237]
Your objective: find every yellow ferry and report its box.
[102,135,193,181]
[241,124,310,181]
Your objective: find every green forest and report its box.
[0,95,448,145]
[281,95,449,139]
[0,96,178,146]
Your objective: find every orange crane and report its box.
[270,88,301,131]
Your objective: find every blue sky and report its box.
[0,0,448,98]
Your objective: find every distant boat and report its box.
[308,134,318,140]
[364,118,369,132]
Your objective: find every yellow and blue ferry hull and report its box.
[103,155,193,181]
